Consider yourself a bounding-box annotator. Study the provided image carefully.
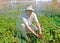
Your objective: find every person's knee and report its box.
[21,23,25,27]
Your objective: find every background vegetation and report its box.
[0,7,60,43]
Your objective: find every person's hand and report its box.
[36,33,42,38]
[35,34,40,38]
[39,31,42,36]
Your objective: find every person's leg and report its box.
[30,24,38,32]
[16,23,29,43]
[19,23,28,40]
[29,24,38,43]
[20,23,30,43]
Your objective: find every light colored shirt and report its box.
[17,12,38,26]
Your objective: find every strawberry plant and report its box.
[0,14,60,43]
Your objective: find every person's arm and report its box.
[22,17,40,38]
[36,22,42,34]
[25,24,40,38]
[33,13,42,34]
[22,18,36,36]
[25,24,37,36]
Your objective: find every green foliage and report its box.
[0,17,19,43]
[0,14,60,43]
[37,15,60,43]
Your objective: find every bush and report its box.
[0,14,60,43]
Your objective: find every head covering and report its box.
[25,6,34,11]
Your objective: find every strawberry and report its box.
[38,34,42,37]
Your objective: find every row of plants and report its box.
[0,14,60,43]
[0,17,19,43]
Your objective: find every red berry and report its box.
[38,34,42,36]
